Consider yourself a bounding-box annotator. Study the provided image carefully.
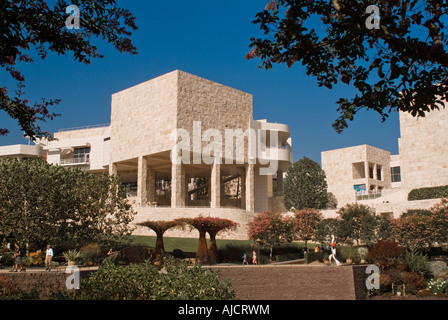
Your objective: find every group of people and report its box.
[8,242,54,272]
[242,251,257,265]
[240,235,341,266]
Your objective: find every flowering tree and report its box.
[138,220,183,261]
[292,208,323,248]
[176,217,211,265]
[429,198,448,246]
[204,218,239,264]
[392,198,448,251]
[247,211,295,262]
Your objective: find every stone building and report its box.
[0,70,292,239]
[321,105,448,218]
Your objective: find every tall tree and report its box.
[1,0,138,139]
[292,208,322,248]
[0,158,136,251]
[247,211,295,262]
[247,0,448,132]
[283,157,328,210]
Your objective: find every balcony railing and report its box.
[60,154,90,166]
[356,191,382,201]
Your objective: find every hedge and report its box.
[408,185,448,201]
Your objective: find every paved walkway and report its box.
[0,266,99,274]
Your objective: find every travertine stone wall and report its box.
[132,207,257,240]
[322,145,391,208]
[110,71,179,163]
[399,107,448,191]
[176,70,253,163]
[110,70,253,165]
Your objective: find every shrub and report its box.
[429,261,448,278]
[29,250,44,266]
[408,185,448,201]
[357,247,369,262]
[381,268,427,295]
[63,258,236,300]
[401,209,433,219]
[0,276,40,300]
[405,251,432,279]
[116,246,154,265]
[428,278,448,295]
[80,243,103,265]
[368,241,406,270]
[63,250,81,264]
[338,246,359,263]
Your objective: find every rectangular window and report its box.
[73,147,90,164]
[377,165,382,181]
[391,166,401,183]
[369,166,374,179]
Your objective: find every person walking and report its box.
[45,244,54,271]
[252,251,257,265]
[242,252,248,265]
[10,241,24,272]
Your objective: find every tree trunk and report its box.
[196,230,210,265]
[154,231,165,259]
[208,232,218,264]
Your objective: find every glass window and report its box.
[391,166,401,183]
[73,147,90,163]
[377,165,382,181]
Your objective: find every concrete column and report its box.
[364,161,370,192]
[109,163,118,176]
[277,170,283,193]
[147,165,156,204]
[137,156,148,206]
[171,163,186,208]
[245,164,255,213]
[210,162,221,208]
[240,167,246,210]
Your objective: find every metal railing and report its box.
[60,154,90,165]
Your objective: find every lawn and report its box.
[130,235,253,253]
[131,235,313,254]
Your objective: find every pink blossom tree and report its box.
[292,208,323,249]
[247,211,295,262]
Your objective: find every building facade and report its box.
[322,105,448,218]
[0,70,292,239]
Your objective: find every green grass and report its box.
[130,235,314,253]
[130,235,252,253]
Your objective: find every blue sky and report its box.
[0,1,401,164]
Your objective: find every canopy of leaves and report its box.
[0,158,136,250]
[338,203,391,245]
[291,208,322,245]
[248,0,448,132]
[283,157,328,210]
[63,258,236,300]
[391,198,448,251]
[1,0,138,139]
[247,211,295,248]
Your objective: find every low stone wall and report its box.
[1,265,368,300]
[1,270,94,300]
[213,265,368,300]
